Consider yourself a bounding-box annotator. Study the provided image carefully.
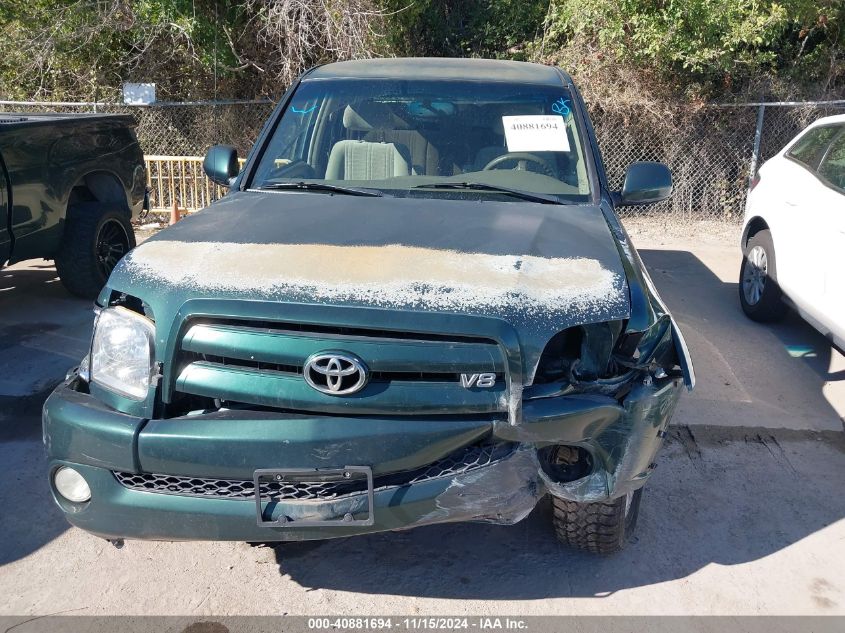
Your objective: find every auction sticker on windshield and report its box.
[502,115,570,152]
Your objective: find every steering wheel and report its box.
[483,152,556,176]
[268,159,316,179]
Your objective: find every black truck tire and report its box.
[55,202,135,299]
[552,488,643,554]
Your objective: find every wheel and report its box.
[552,488,642,554]
[55,202,135,299]
[548,444,641,555]
[739,229,787,322]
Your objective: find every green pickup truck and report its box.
[0,112,146,297]
[43,58,694,554]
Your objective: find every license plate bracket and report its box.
[253,466,375,528]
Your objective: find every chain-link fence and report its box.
[594,101,845,222]
[2,98,843,221]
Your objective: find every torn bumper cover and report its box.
[42,372,683,542]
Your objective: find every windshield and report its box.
[250,78,594,203]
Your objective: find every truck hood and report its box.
[111,190,631,381]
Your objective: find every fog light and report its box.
[54,467,91,503]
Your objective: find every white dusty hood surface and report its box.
[111,191,632,379]
[124,241,622,319]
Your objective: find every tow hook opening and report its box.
[538,445,593,483]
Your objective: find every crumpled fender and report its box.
[601,201,695,391]
[540,375,683,502]
[670,316,695,390]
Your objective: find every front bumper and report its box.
[43,375,683,542]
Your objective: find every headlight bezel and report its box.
[89,306,156,401]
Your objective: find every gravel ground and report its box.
[622,215,742,245]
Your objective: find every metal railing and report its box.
[145,155,227,212]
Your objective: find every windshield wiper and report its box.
[258,181,385,197]
[411,182,565,205]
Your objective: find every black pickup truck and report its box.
[0,112,146,297]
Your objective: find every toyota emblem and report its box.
[304,352,369,395]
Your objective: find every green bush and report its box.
[0,0,249,101]
[382,0,548,58]
[541,0,844,93]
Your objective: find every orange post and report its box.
[169,200,181,225]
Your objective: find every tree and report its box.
[540,0,844,96]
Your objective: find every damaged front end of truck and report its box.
[41,58,693,553]
[492,235,692,526]
[42,200,693,550]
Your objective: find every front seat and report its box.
[343,103,441,176]
[325,140,410,180]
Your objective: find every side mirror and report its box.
[203,145,239,187]
[619,162,673,206]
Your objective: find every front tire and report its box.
[739,229,787,322]
[55,202,135,299]
[552,489,643,555]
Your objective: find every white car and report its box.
[740,114,845,348]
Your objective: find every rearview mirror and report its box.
[619,162,672,206]
[203,145,239,187]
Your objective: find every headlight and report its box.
[90,307,155,400]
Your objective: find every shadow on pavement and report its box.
[0,260,89,403]
[1,262,67,299]
[0,264,82,565]
[0,438,68,566]
[640,249,844,430]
